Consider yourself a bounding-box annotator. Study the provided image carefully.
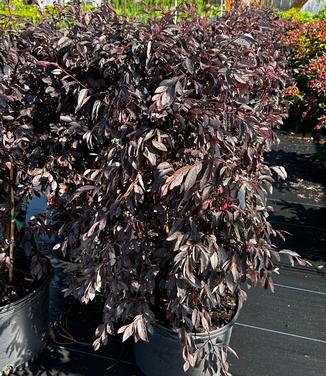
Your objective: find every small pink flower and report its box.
[220,200,229,211]
[246,243,254,250]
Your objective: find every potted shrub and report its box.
[282,19,326,138]
[0,28,51,374]
[18,5,309,375]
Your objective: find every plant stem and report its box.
[36,61,88,89]
[9,164,15,284]
[173,0,177,23]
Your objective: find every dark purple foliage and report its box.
[0,32,48,279]
[0,5,309,374]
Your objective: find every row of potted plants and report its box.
[282,11,326,138]
[0,4,309,375]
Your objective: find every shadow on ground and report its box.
[266,136,326,206]
[14,298,139,376]
[266,132,326,263]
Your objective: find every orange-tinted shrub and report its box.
[284,20,326,65]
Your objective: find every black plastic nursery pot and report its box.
[135,301,242,376]
[0,272,51,375]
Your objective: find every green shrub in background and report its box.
[0,0,39,21]
[108,0,223,20]
[281,7,314,23]
[314,4,326,20]
[0,1,96,30]
[280,4,326,23]
[0,0,223,24]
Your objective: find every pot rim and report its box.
[0,265,52,315]
[153,296,242,340]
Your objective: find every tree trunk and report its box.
[292,0,309,8]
